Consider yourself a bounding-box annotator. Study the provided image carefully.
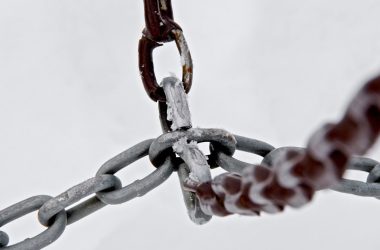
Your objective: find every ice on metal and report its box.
[161,76,192,130]
[173,138,211,183]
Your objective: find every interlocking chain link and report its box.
[1,1,380,249]
[139,0,193,101]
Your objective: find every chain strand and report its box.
[1,1,380,249]
[186,76,380,216]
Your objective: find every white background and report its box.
[1,1,380,249]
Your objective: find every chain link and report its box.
[0,196,67,250]
[139,0,193,102]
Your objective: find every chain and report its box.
[185,76,380,216]
[139,0,192,102]
[1,1,380,249]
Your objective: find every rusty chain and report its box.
[1,0,380,249]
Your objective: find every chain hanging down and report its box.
[1,1,380,249]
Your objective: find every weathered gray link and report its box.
[161,75,212,225]
[149,128,237,167]
[38,175,121,227]
[234,135,275,156]
[261,147,380,198]
[0,196,66,250]
[96,140,175,204]
[173,139,212,183]
[162,76,192,130]
[177,163,212,224]
[211,136,275,174]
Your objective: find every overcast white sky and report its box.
[1,1,380,249]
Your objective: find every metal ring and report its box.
[0,196,67,250]
[209,135,275,174]
[138,29,193,102]
[177,162,212,224]
[96,139,175,204]
[38,175,121,227]
[149,128,237,167]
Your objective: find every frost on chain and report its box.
[173,137,211,183]
[161,75,192,131]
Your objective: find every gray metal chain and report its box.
[1,75,380,249]
[2,0,380,248]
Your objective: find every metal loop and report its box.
[139,29,193,102]
[177,163,212,224]
[0,196,67,250]
[149,128,237,167]
[38,175,121,227]
[96,139,175,204]
[210,135,275,174]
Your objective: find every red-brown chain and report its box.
[186,76,380,216]
[139,0,193,102]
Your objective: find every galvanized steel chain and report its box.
[2,0,380,249]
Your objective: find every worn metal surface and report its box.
[96,139,175,204]
[173,138,212,183]
[139,0,192,102]
[0,196,67,250]
[160,75,211,224]
[138,0,191,101]
[149,128,237,167]
[162,76,192,130]
[96,156,175,204]
[177,163,212,224]
[139,29,192,102]
[38,175,121,227]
